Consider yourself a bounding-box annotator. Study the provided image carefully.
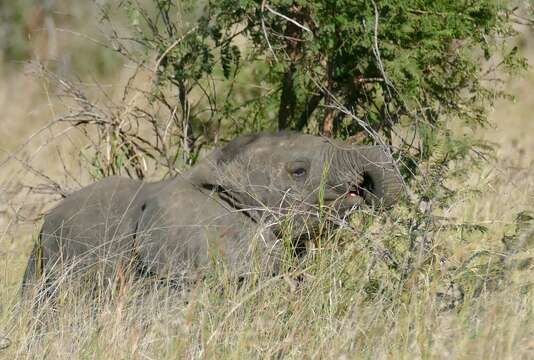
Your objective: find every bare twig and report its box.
[261,0,279,62]
[153,26,198,74]
[264,4,312,33]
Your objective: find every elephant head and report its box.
[186,132,404,234]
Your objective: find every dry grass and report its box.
[1,29,534,360]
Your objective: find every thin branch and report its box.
[264,4,312,33]
[261,0,279,62]
[153,26,198,74]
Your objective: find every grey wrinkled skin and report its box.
[21,132,404,294]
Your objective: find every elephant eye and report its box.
[287,160,310,180]
[292,167,307,178]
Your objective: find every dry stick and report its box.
[369,0,397,142]
[261,0,279,62]
[57,74,171,174]
[55,28,110,48]
[264,4,312,33]
[260,1,314,64]
[370,1,393,101]
[153,26,198,74]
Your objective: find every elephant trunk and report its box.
[330,145,404,207]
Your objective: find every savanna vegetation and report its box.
[1,0,534,358]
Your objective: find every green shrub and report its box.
[100,0,526,165]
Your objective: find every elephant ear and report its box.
[185,134,261,188]
[185,149,224,188]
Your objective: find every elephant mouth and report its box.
[322,171,378,212]
[322,189,364,212]
[341,191,365,208]
[347,177,378,204]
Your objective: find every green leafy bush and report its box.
[99,0,526,166]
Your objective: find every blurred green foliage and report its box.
[0,0,33,62]
[0,0,121,76]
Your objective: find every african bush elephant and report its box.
[21,132,403,293]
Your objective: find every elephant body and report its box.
[22,132,403,293]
